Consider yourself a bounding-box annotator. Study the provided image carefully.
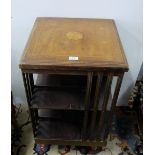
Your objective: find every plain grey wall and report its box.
[11,0,143,105]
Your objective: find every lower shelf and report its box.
[34,137,107,147]
[34,111,110,146]
[35,119,82,141]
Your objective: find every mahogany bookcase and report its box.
[19,17,128,147]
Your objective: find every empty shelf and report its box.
[35,119,81,140]
[31,87,85,110]
[36,74,86,89]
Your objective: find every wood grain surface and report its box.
[19,17,128,71]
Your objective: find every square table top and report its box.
[19,17,128,71]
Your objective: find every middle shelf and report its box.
[30,74,112,111]
[31,87,85,110]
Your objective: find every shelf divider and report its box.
[82,72,93,140]
[90,73,103,139]
[97,73,113,139]
[109,73,124,130]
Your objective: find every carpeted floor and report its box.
[12,104,140,155]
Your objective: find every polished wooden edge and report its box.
[112,20,129,69]
[20,66,128,74]
[19,61,129,71]
[19,19,38,67]
[36,17,114,21]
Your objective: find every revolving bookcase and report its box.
[19,17,128,147]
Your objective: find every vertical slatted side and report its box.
[90,73,103,139]
[28,73,34,95]
[97,73,113,140]
[111,73,124,111]
[28,73,39,126]
[82,72,93,140]
[22,72,37,136]
[22,73,31,104]
[25,73,32,100]
[109,73,124,127]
